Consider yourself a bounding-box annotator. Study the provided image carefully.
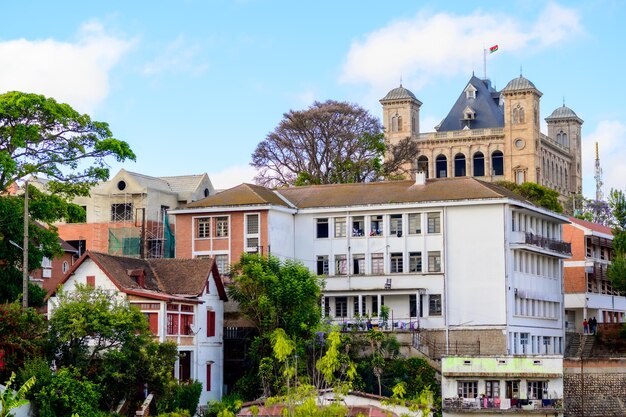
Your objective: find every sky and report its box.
[1,0,624,198]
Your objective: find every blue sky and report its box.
[1,0,624,197]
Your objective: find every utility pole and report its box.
[22,179,29,308]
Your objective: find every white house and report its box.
[47,251,228,405]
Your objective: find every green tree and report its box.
[495,181,563,213]
[608,189,626,293]
[251,100,417,187]
[0,372,35,417]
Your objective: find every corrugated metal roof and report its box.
[502,75,540,93]
[545,105,583,123]
[380,85,421,103]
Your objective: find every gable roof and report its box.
[50,251,227,302]
[276,177,527,209]
[185,183,290,208]
[568,217,613,237]
[436,75,504,132]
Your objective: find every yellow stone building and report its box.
[381,74,583,197]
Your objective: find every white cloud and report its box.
[142,34,210,76]
[209,164,257,191]
[340,3,582,94]
[583,120,626,197]
[0,21,134,113]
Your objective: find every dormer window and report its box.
[463,106,476,120]
[465,84,477,99]
[127,268,146,288]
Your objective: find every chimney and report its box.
[127,268,145,288]
[415,171,426,185]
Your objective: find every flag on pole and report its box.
[489,44,499,53]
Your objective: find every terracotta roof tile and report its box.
[185,183,289,208]
[568,217,613,236]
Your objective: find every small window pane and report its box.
[370,215,383,236]
[371,253,384,275]
[197,218,210,238]
[317,218,329,238]
[334,218,346,238]
[389,214,403,236]
[352,216,365,237]
[409,252,422,272]
[427,213,440,234]
[215,217,229,237]
[390,253,403,273]
[429,295,442,316]
[408,213,421,234]
[428,251,441,272]
[317,255,329,275]
[335,255,347,275]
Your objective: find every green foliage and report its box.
[160,382,202,417]
[35,367,100,417]
[0,372,35,417]
[204,393,243,417]
[0,303,47,381]
[608,189,626,293]
[0,91,135,195]
[495,181,563,213]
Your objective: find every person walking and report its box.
[583,318,589,334]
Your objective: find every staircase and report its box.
[564,332,581,357]
[580,335,595,358]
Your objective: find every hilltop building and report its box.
[381,74,583,199]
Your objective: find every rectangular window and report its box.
[246,213,259,234]
[215,216,229,237]
[389,214,403,236]
[409,252,422,272]
[335,255,347,275]
[197,218,210,238]
[370,215,383,236]
[429,294,442,316]
[427,212,440,234]
[334,218,346,238]
[324,297,330,317]
[206,363,212,391]
[527,381,547,400]
[352,216,365,237]
[215,254,229,275]
[371,253,384,275]
[207,310,216,337]
[408,213,422,234]
[86,275,95,287]
[245,213,260,251]
[316,218,329,238]
[167,313,179,335]
[317,255,329,276]
[181,314,194,335]
[428,251,441,272]
[390,253,403,273]
[486,381,500,399]
[372,296,378,315]
[111,203,133,222]
[520,332,529,353]
[457,381,478,399]
[335,297,347,318]
[352,254,365,275]
[506,380,519,399]
[409,295,417,317]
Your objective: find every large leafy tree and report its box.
[607,189,626,293]
[495,181,563,213]
[0,91,134,305]
[251,100,417,187]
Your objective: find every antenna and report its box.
[594,142,603,202]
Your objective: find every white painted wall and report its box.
[268,210,295,261]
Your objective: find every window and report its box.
[429,294,442,316]
[492,151,504,176]
[408,213,421,234]
[389,214,402,236]
[167,313,179,334]
[207,310,216,337]
[390,253,403,273]
[454,153,466,177]
[436,155,447,178]
[197,218,211,238]
[215,217,229,237]
[457,381,478,399]
[111,203,133,221]
[372,296,378,315]
[520,332,529,353]
[352,254,365,275]
[334,217,346,238]
[215,254,229,275]
[428,251,441,272]
[417,156,429,178]
[371,253,384,275]
[527,381,548,400]
[516,170,525,185]
[352,216,365,237]
[324,297,330,317]
[335,255,347,275]
[409,252,422,272]
[370,215,383,236]
[427,213,440,234]
[335,297,348,318]
[486,381,500,398]
[62,261,69,273]
[465,85,476,100]
[316,218,329,238]
[181,314,194,335]
[145,313,159,335]
[206,363,212,391]
[317,255,329,275]
[86,275,95,287]
[409,295,417,317]
[245,213,260,251]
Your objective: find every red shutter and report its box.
[207,310,216,337]
[206,363,212,391]
[86,275,95,287]
[148,313,159,335]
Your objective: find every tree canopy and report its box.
[607,189,626,293]
[0,91,135,195]
[494,181,563,213]
[251,100,417,187]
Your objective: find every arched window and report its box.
[391,115,398,132]
[397,116,403,132]
[562,132,568,147]
[473,152,485,176]
[436,155,448,178]
[491,151,504,176]
[417,156,429,178]
[556,132,562,144]
[412,116,416,133]
[454,153,466,177]
[512,107,519,124]
[564,168,568,189]
[519,107,525,123]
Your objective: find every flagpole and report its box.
[483,47,487,80]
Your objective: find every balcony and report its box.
[511,232,571,256]
[443,397,562,412]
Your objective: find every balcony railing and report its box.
[443,397,562,412]
[524,233,571,256]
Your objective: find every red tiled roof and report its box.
[568,217,613,236]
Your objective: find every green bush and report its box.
[157,381,202,416]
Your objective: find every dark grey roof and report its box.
[380,85,421,103]
[502,75,539,92]
[545,105,583,123]
[436,75,504,132]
